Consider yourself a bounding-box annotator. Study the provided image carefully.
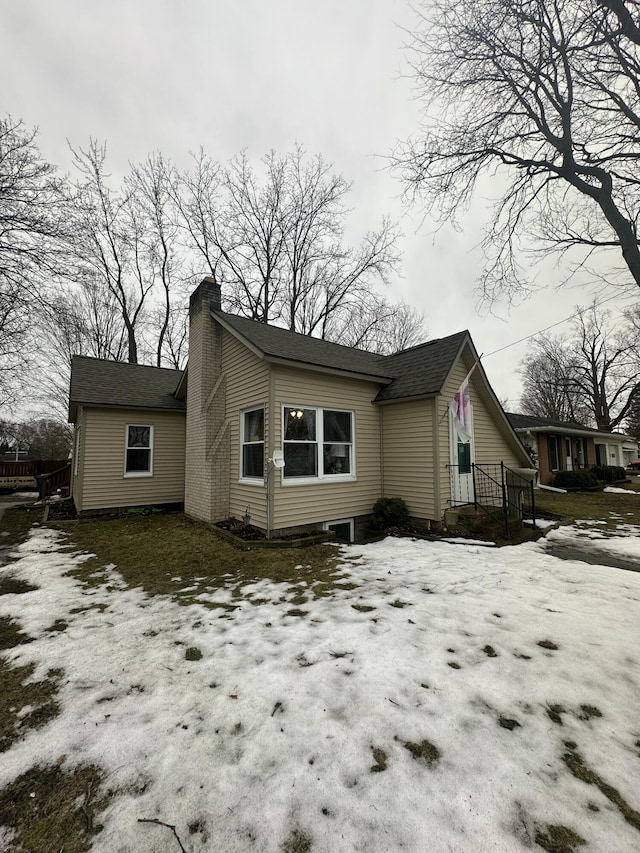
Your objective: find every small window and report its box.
[242,408,265,479]
[324,518,354,542]
[457,436,471,474]
[548,435,559,471]
[125,425,153,476]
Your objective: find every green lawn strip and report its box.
[535,489,640,529]
[0,659,62,753]
[49,513,349,603]
[0,763,107,853]
[562,744,640,832]
[0,505,41,548]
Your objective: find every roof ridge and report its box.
[71,354,183,373]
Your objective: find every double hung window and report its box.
[241,407,265,479]
[283,406,353,480]
[125,425,153,476]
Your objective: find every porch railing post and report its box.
[501,461,509,538]
[472,463,477,511]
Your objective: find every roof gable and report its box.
[374,331,469,402]
[69,356,185,421]
[215,310,471,398]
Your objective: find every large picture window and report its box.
[125,425,153,476]
[283,406,353,480]
[241,407,265,479]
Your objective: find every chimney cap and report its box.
[190,276,221,313]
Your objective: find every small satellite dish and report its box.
[271,450,285,469]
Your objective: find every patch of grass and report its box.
[0,506,39,548]
[0,659,61,752]
[351,603,375,612]
[402,738,441,767]
[535,488,640,529]
[498,716,521,731]
[282,827,312,852]
[0,764,106,852]
[534,823,586,852]
[577,704,602,721]
[52,513,348,604]
[185,647,202,661]
[47,619,68,633]
[448,661,461,669]
[538,640,559,651]
[546,703,567,725]
[562,744,640,832]
[0,575,38,595]
[483,645,498,657]
[0,616,32,650]
[370,747,388,772]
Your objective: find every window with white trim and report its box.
[241,407,265,479]
[125,424,153,476]
[283,406,353,480]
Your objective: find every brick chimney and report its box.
[184,277,230,523]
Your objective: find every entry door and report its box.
[450,409,475,506]
[565,438,573,471]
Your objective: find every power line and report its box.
[482,291,636,359]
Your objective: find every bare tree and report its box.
[395,0,640,302]
[67,140,156,363]
[325,294,427,354]
[175,147,402,338]
[519,302,640,429]
[0,116,68,405]
[36,278,128,414]
[128,152,184,366]
[519,336,592,423]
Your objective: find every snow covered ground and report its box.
[1,522,640,852]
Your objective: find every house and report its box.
[506,412,639,485]
[68,278,532,539]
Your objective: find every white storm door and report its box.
[450,407,475,506]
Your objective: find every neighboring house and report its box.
[506,413,639,485]
[68,278,531,539]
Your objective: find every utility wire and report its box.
[482,290,636,359]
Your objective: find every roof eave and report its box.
[514,425,628,440]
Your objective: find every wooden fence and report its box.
[0,459,69,478]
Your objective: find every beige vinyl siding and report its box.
[223,330,270,527]
[78,407,185,512]
[437,349,527,515]
[271,367,381,529]
[381,399,436,520]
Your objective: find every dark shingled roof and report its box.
[214,311,393,380]
[214,311,469,397]
[374,331,469,401]
[69,356,185,420]
[68,315,473,420]
[506,412,611,436]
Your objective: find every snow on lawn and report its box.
[2,526,640,852]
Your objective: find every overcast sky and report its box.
[1,0,635,408]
